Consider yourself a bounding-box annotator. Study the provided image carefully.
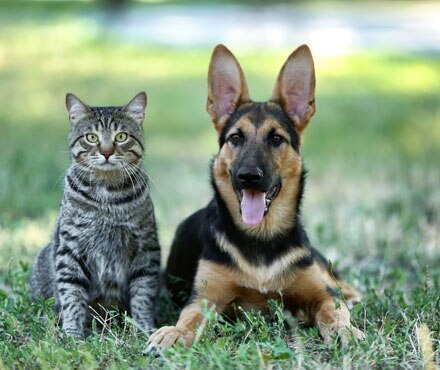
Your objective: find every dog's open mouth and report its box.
[237,183,281,226]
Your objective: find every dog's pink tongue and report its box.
[241,189,266,226]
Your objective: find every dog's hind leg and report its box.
[310,247,362,306]
[336,279,362,307]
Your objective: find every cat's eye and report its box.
[86,134,99,143]
[115,132,128,143]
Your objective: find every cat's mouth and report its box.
[98,162,116,169]
[84,155,135,172]
[92,158,120,171]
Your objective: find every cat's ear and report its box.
[65,93,90,125]
[271,45,316,133]
[122,92,147,125]
[207,44,250,133]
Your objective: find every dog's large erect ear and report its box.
[272,45,316,132]
[207,44,250,133]
[65,93,90,125]
[122,91,147,125]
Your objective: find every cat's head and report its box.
[65,92,147,172]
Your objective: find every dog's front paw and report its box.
[320,324,365,347]
[147,326,195,350]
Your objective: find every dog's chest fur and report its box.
[215,233,308,293]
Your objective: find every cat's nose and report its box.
[99,147,114,160]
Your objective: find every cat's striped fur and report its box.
[29,92,160,337]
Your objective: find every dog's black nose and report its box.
[237,167,263,185]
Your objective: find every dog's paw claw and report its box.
[350,327,366,341]
[144,343,163,357]
[147,326,195,349]
[321,325,365,347]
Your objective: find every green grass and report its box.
[1,3,439,369]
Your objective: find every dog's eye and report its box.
[270,135,283,146]
[229,133,243,145]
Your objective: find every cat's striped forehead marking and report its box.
[90,107,122,131]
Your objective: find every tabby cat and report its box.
[29,92,160,337]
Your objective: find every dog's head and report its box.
[208,45,316,235]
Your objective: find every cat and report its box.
[29,92,161,337]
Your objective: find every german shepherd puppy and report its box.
[149,44,364,349]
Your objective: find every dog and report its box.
[148,44,365,349]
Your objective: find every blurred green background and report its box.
[0,0,439,278]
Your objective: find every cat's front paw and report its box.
[320,324,365,347]
[133,318,156,335]
[147,326,195,350]
[63,327,85,339]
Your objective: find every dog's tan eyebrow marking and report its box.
[267,129,289,144]
[226,116,258,138]
[219,104,256,145]
[257,118,290,142]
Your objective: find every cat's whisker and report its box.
[121,164,136,194]
[52,168,69,190]
[127,165,146,191]
[75,162,94,184]
[119,164,130,189]
[125,163,149,191]
[144,171,160,194]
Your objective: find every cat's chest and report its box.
[90,251,128,286]
[75,221,138,281]
[85,238,134,301]
[74,220,137,254]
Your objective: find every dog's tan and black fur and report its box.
[149,44,364,349]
